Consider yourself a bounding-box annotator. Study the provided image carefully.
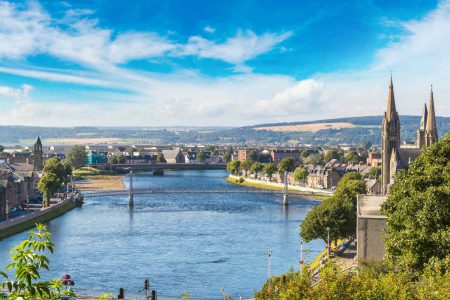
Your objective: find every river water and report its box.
[0,170,323,299]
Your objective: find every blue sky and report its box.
[0,0,448,126]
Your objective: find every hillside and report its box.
[0,115,449,146]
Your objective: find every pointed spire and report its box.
[426,84,437,138]
[419,103,428,130]
[386,75,397,120]
[35,136,42,145]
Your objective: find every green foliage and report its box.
[0,145,4,152]
[250,162,264,178]
[196,151,207,163]
[157,152,166,163]
[238,177,245,183]
[324,150,340,162]
[278,157,296,173]
[62,161,72,181]
[117,154,126,164]
[301,150,310,158]
[38,172,61,207]
[263,163,277,181]
[293,167,308,183]
[66,145,87,169]
[256,261,450,300]
[302,153,324,165]
[368,166,381,179]
[181,291,192,300]
[247,149,258,162]
[344,150,359,162]
[0,224,76,300]
[300,172,365,244]
[44,158,65,181]
[363,140,373,150]
[223,152,232,163]
[381,133,450,273]
[241,160,253,176]
[227,159,240,175]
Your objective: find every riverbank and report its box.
[74,175,125,191]
[225,175,331,201]
[0,197,81,240]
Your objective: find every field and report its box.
[255,122,356,132]
[45,137,121,144]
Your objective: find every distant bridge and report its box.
[95,163,227,173]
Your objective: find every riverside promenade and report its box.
[226,175,332,199]
[0,193,82,240]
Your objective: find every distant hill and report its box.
[0,115,449,146]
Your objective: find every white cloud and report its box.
[178,30,293,65]
[203,25,216,33]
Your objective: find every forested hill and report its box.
[0,115,449,146]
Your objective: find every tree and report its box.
[0,145,4,152]
[38,172,62,207]
[44,158,66,183]
[381,133,450,273]
[66,145,87,169]
[250,162,263,178]
[324,150,340,162]
[363,141,373,150]
[241,160,253,177]
[303,153,324,165]
[263,163,277,181]
[117,154,126,164]
[300,150,310,158]
[278,157,296,174]
[344,151,358,163]
[62,160,72,185]
[247,150,258,162]
[293,167,308,184]
[300,172,366,244]
[0,224,76,299]
[196,151,207,163]
[368,166,381,179]
[157,153,166,163]
[223,152,232,163]
[227,160,240,176]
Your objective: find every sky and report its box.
[0,0,449,127]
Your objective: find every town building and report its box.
[161,149,185,164]
[270,148,301,164]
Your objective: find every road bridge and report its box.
[96,163,227,173]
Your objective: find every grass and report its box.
[309,240,343,270]
[0,201,78,241]
[225,176,331,201]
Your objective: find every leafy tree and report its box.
[44,158,66,183]
[247,149,258,162]
[293,167,308,184]
[109,156,119,164]
[157,153,166,163]
[344,151,358,163]
[196,151,207,163]
[324,150,340,162]
[0,224,76,299]
[117,154,126,164]
[227,159,240,176]
[258,152,272,163]
[0,145,4,152]
[38,172,62,207]
[368,166,381,179]
[250,162,263,178]
[300,150,310,158]
[62,160,72,185]
[300,172,365,244]
[263,163,277,181]
[223,152,232,163]
[278,157,296,174]
[302,153,324,165]
[381,133,450,273]
[66,145,87,169]
[241,160,253,176]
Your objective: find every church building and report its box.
[381,78,438,194]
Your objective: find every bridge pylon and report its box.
[283,171,289,205]
[129,170,134,207]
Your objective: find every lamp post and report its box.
[299,240,304,278]
[326,227,330,257]
[267,250,272,279]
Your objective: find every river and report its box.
[0,170,323,299]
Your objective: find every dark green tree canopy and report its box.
[324,150,340,162]
[247,149,258,162]
[381,133,450,273]
[227,159,240,175]
[66,145,87,169]
[263,163,277,180]
[157,152,166,163]
[278,157,296,173]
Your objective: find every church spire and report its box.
[386,75,397,120]
[425,85,438,145]
[419,103,428,131]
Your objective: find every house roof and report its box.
[162,149,182,160]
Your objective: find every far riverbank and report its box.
[225,175,331,201]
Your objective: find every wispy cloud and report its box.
[203,25,216,33]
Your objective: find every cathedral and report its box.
[381,77,438,194]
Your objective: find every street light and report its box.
[326,227,330,257]
[299,240,304,278]
[267,250,272,279]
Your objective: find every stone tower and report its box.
[33,136,44,171]
[416,103,427,149]
[424,86,438,146]
[381,77,400,194]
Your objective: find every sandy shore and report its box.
[74,175,125,191]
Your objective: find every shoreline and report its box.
[225,175,331,201]
[74,175,126,191]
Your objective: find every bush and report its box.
[239,177,245,183]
